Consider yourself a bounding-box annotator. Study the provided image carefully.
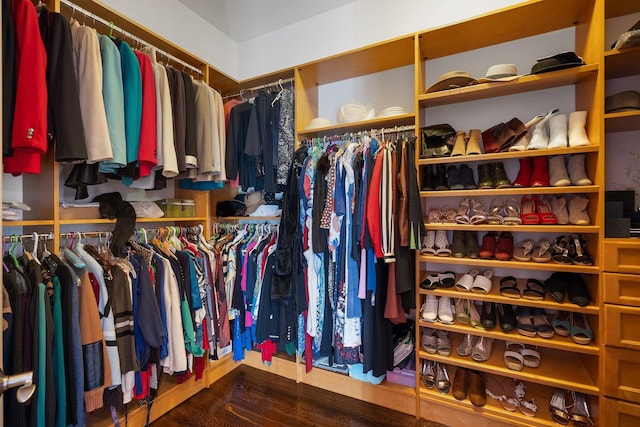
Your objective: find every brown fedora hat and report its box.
[605,91,640,113]
[426,70,478,93]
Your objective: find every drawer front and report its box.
[604,240,640,274]
[604,305,640,350]
[602,397,640,427]
[603,346,640,402]
[603,273,640,307]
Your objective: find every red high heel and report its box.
[521,195,539,225]
[535,195,558,224]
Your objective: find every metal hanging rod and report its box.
[59,0,204,76]
[302,125,415,144]
[3,232,54,242]
[222,77,295,100]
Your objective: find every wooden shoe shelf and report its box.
[418,144,599,165]
[418,333,598,395]
[419,365,599,427]
[414,0,606,425]
[424,223,600,234]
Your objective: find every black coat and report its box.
[3,0,16,156]
[39,8,87,162]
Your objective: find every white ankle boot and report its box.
[568,154,592,185]
[568,111,591,147]
[527,112,557,150]
[547,114,568,149]
[510,115,544,151]
[549,155,571,186]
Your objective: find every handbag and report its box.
[420,124,456,158]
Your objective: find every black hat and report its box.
[530,51,584,74]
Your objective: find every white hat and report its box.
[305,117,331,130]
[477,64,521,83]
[337,103,375,123]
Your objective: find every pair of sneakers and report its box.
[421,295,454,324]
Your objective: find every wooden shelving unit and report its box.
[417,145,600,165]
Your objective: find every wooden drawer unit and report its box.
[602,397,640,427]
[603,239,640,274]
[603,346,640,402]
[604,305,640,350]
[603,273,640,307]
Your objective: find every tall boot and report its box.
[547,113,568,149]
[477,163,494,189]
[512,157,532,187]
[451,131,467,157]
[568,154,592,186]
[568,111,591,147]
[549,155,571,186]
[530,156,550,187]
[466,129,482,155]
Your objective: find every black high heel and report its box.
[570,391,594,426]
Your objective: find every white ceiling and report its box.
[176,0,356,42]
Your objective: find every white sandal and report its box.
[455,268,480,292]
[471,270,494,294]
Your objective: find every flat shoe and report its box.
[471,270,494,294]
[531,239,552,263]
[513,239,534,262]
[516,306,537,338]
[533,308,555,339]
[455,269,479,292]
[485,375,519,412]
[522,278,545,300]
[437,271,456,288]
[420,273,441,290]
[499,276,521,298]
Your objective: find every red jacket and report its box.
[134,51,157,177]
[4,0,48,175]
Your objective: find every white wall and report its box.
[238,0,523,79]
[101,0,523,81]
[100,0,239,77]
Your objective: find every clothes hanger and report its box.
[27,232,41,265]
[271,79,285,107]
[9,235,20,269]
[108,21,116,40]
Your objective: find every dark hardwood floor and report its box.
[153,365,448,427]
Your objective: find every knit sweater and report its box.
[77,269,111,411]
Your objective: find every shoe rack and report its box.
[600,0,640,426]
[414,0,603,425]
